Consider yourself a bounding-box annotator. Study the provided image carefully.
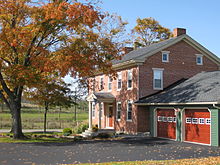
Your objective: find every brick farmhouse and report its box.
[86,28,220,146]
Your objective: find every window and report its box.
[163,117,167,122]
[162,51,169,62]
[167,117,173,122]
[192,118,198,124]
[153,69,164,90]
[117,72,122,90]
[127,69,132,89]
[186,117,191,123]
[127,101,132,121]
[173,117,176,123]
[99,103,103,119]
[116,102,122,120]
[206,118,211,125]
[196,54,203,65]
[100,76,104,90]
[108,76,113,91]
[158,116,163,122]
[92,102,95,118]
[199,118,205,124]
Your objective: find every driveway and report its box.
[0,137,220,165]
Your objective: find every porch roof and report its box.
[87,92,115,103]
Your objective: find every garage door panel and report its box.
[185,109,210,144]
[157,109,176,139]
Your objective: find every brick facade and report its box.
[89,39,219,134]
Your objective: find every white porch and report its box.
[86,92,115,130]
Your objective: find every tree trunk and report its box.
[59,106,61,129]
[10,101,24,139]
[44,102,49,133]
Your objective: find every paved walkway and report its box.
[0,129,62,133]
[0,137,220,165]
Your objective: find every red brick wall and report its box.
[91,67,139,133]
[90,40,219,134]
[139,40,219,98]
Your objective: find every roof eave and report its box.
[134,101,219,106]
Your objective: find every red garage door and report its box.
[185,109,210,145]
[157,109,176,139]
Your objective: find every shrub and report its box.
[96,133,111,139]
[75,123,89,134]
[63,128,72,136]
[92,125,98,132]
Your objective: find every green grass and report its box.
[0,132,74,143]
[0,108,88,129]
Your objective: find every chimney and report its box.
[173,28,186,37]
[123,47,134,54]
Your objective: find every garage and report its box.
[184,109,210,145]
[157,109,176,139]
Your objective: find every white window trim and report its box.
[117,72,122,91]
[186,117,191,124]
[163,116,167,122]
[92,102,96,119]
[196,54,203,65]
[199,118,205,124]
[192,118,198,124]
[161,51,170,62]
[116,102,121,121]
[158,116,163,122]
[206,118,211,125]
[127,69,133,90]
[126,100,133,121]
[100,75,104,91]
[153,68,164,90]
[108,76,112,91]
[167,117,173,122]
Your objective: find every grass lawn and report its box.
[0,132,75,143]
[80,157,220,165]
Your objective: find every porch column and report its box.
[98,103,102,129]
[88,101,92,130]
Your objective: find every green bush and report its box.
[73,123,89,134]
[96,133,111,139]
[63,128,72,136]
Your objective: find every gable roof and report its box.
[113,34,220,70]
[135,71,220,105]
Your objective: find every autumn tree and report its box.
[132,17,172,48]
[25,80,73,133]
[0,0,121,139]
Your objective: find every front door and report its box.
[107,105,113,128]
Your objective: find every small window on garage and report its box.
[192,118,198,124]
[206,118,211,125]
[158,116,163,122]
[162,51,170,62]
[186,117,191,123]
[196,54,203,65]
[199,118,205,124]
[167,117,173,122]
[173,117,176,123]
[163,116,167,122]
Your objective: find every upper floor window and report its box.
[127,100,132,121]
[153,68,164,90]
[162,51,169,62]
[116,102,122,120]
[100,76,104,90]
[108,76,113,91]
[127,69,132,89]
[196,54,203,65]
[117,72,122,90]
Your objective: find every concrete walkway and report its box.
[0,129,62,133]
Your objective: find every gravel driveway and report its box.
[0,137,220,165]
